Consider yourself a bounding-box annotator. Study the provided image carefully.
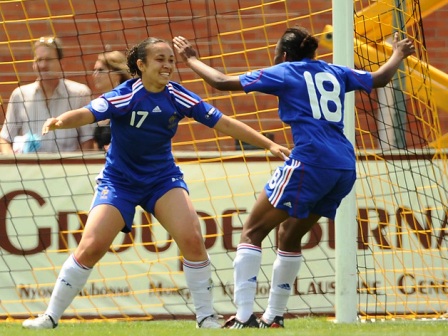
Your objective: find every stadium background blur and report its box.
[0,0,447,150]
[0,1,447,322]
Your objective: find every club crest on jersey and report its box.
[168,113,179,129]
[91,98,108,113]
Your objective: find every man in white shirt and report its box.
[0,36,95,153]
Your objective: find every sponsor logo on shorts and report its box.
[100,186,109,199]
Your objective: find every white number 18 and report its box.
[304,71,342,122]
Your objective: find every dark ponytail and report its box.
[280,27,318,62]
[127,37,166,77]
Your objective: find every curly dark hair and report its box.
[127,37,167,77]
[278,27,318,61]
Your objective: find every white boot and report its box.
[22,314,58,329]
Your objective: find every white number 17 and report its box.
[130,111,148,128]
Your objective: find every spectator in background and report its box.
[92,51,132,94]
[0,36,95,154]
[92,51,132,151]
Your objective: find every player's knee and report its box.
[240,228,266,246]
[177,234,207,259]
[74,245,107,267]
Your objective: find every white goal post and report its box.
[333,0,357,323]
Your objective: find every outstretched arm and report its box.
[213,115,290,160]
[42,108,95,135]
[173,36,243,91]
[371,32,415,88]
[0,137,13,154]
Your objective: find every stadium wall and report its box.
[0,1,447,143]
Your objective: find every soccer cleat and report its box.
[259,315,285,328]
[196,314,222,329]
[22,314,58,329]
[223,314,259,329]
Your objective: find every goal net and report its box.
[0,0,447,322]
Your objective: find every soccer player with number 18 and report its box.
[173,26,415,328]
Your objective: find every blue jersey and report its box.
[86,78,222,186]
[239,59,373,169]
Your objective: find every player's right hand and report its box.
[173,36,198,63]
[392,32,415,59]
[42,118,63,135]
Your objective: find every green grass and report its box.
[1,317,447,336]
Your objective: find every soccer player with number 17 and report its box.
[173,26,415,328]
[22,37,290,330]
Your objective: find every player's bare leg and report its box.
[154,188,221,328]
[23,205,124,329]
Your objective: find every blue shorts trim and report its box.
[265,159,356,219]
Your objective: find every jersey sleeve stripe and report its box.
[242,69,264,88]
[108,79,144,108]
[167,83,200,108]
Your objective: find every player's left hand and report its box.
[392,32,415,59]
